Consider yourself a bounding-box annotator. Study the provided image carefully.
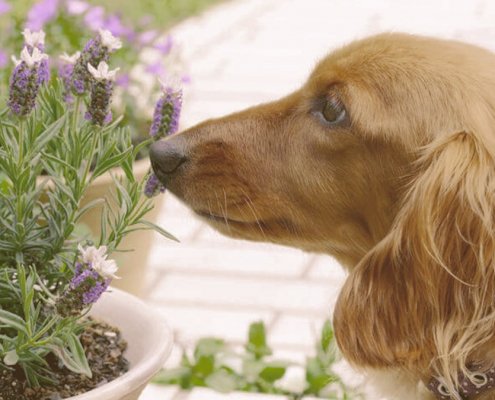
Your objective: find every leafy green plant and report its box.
[0,27,177,387]
[0,0,189,145]
[154,320,361,399]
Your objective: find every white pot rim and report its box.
[70,288,173,399]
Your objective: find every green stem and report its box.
[81,128,100,190]
[71,97,81,135]
[15,118,27,265]
[18,118,25,168]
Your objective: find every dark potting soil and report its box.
[0,318,129,400]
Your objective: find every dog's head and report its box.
[151,33,495,391]
[151,33,494,267]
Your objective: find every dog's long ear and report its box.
[334,129,495,386]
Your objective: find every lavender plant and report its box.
[0,0,190,144]
[0,28,175,387]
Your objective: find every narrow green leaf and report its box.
[0,309,28,335]
[138,220,179,242]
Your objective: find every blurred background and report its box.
[4,0,495,399]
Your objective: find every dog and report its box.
[150,33,495,400]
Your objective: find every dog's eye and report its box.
[321,97,346,124]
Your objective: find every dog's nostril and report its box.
[150,138,187,177]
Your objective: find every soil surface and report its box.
[0,318,129,400]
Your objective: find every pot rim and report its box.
[70,288,173,399]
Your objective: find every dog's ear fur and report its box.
[334,126,495,388]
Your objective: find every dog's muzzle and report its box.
[150,136,187,185]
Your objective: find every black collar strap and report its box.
[427,367,495,399]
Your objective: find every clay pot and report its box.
[70,288,173,400]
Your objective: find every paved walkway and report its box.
[139,0,495,399]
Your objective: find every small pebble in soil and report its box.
[0,318,129,400]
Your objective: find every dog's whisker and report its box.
[239,188,267,239]
[213,189,231,233]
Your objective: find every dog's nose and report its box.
[150,137,187,180]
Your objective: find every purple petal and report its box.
[116,73,130,88]
[25,0,59,30]
[104,14,133,38]
[139,30,158,45]
[0,50,8,69]
[154,36,173,55]
[0,0,11,15]
[83,6,105,30]
[145,61,166,77]
[66,0,89,15]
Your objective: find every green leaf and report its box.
[193,354,215,377]
[138,220,179,242]
[32,114,66,153]
[242,359,264,382]
[259,361,288,383]
[246,321,272,359]
[305,357,333,394]
[66,333,92,378]
[153,367,192,388]
[194,338,226,358]
[0,309,28,335]
[205,370,238,393]
[320,320,334,353]
[48,334,92,378]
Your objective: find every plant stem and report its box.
[18,118,25,168]
[71,97,81,135]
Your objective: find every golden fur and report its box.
[153,33,495,399]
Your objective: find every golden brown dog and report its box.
[150,33,495,400]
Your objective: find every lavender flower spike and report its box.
[56,245,118,317]
[86,61,119,126]
[22,28,50,84]
[70,29,121,95]
[144,172,165,198]
[8,47,48,116]
[149,79,182,139]
[59,52,80,103]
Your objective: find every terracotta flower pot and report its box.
[69,288,173,400]
[77,158,165,297]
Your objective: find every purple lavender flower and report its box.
[149,83,182,139]
[8,47,48,116]
[59,52,80,103]
[22,29,50,84]
[154,36,173,55]
[139,30,158,46]
[0,0,11,16]
[144,172,165,198]
[25,0,59,30]
[0,50,8,68]
[145,61,165,77]
[56,245,118,317]
[86,61,119,126]
[103,14,133,39]
[115,73,130,89]
[70,29,121,95]
[83,6,105,30]
[66,0,89,15]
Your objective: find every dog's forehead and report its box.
[310,34,439,88]
[310,33,495,92]
[304,33,495,145]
